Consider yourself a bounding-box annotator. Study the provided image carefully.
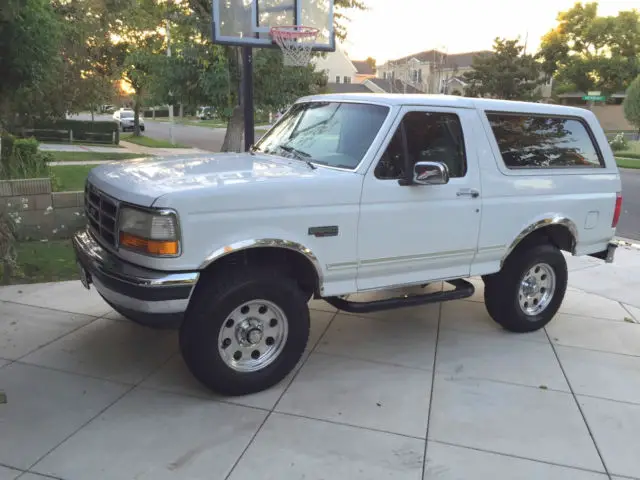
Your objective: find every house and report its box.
[376,49,492,95]
[351,60,377,84]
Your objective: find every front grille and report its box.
[84,181,119,248]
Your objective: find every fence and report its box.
[12,120,120,145]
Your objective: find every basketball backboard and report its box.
[212,0,335,51]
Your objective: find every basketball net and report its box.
[270,26,319,67]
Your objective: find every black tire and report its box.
[179,266,310,396]
[101,296,182,330]
[484,243,567,333]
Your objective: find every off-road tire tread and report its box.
[179,266,310,396]
[484,243,567,333]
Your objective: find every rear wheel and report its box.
[484,243,567,333]
[179,266,310,396]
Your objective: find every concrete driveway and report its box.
[1,248,640,479]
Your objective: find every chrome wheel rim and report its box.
[217,299,289,372]
[518,263,556,317]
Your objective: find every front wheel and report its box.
[484,243,567,333]
[179,267,310,396]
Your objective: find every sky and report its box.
[339,0,639,64]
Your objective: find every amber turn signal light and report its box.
[119,232,179,256]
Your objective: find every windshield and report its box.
[253,101,389,170]
[120,111,134,118]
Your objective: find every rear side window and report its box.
[486,113,604,169]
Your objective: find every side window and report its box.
[486,113,604,169]
[374,111,467,180]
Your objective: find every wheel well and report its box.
[201,247,320,297]
[512,224,576,255]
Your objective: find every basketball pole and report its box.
[243,46,255,151]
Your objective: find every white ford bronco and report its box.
[73,93,622,396]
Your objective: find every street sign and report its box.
[582,95,606,101]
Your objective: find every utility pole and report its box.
[166,18,175,145]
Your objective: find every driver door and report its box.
[356,106,482,291]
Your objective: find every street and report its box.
[69,112,640,241]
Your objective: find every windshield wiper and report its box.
[277,145,317,169]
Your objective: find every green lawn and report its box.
[618,140,640,159]
[0,240,78,285]
[616,157,640,169]
[50,165,95,192]
[121,134,187,148]
[48,151,149,162]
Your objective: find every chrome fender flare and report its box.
[501,216,579,266]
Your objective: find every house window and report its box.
[486,112,604,169]
[374,111,467,180]
[335,75,340,83]
[344,76,351,83]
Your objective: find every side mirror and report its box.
[412,161,450,185]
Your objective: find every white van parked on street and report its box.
[74,93,622,396]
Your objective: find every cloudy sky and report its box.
[340,0,638,63]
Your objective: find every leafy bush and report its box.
[0,136,52,180]
[609,132,629,152]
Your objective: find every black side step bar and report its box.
[324,279,475,314]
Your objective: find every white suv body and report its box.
[74,94,621,396]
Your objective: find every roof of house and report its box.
[352,60,375,75]
[384,49,492,69]
[326,83,374,94]
[368,77,423,94]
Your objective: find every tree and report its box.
[463,37,542,100]
[365,56,376,72]
[185,0,365,152]
[537,2,640,95]
[0,0,63,129]
[624,75,640,138]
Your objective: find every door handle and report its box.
[457,188,480,198]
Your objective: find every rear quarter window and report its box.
[486,112,604,169]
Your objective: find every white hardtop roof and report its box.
[297,93,589,116]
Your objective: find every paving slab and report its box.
[428,376,605,472]
[578,395,640,478]
[547,313,640,356]
[0,301,95,360]
[31,387,267,480]
[0,363,129,470]
[556,346,640,405]
[424,442,607,480]
[19,317,177,385]
[228,413,424,480]
[558,288,630,321]
[440,300,548,342]
[435,328,569,391]
[276,352,432,438]
[316,311,437,369]
[0,281,111,317]
[0,465,22,480]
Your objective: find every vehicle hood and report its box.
[87,152,343,207]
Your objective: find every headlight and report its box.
[118,207,180,256]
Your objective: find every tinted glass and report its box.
[254,101,389,169]
[375,111,467,180]
[486,113,603,169]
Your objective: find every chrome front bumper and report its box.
[72,228,199,315]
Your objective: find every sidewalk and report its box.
[1,246,640,479]
[40,142,207,158]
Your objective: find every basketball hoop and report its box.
[270,26,319,67]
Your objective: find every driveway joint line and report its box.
[545,329,612,479]
[223,310,339,480]
[0,298,110,319]
[428,439,610,476]
[421,302,443,478]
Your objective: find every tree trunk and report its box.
[221,105,244,152]
[221,47,244,153]
[133,93,141,137]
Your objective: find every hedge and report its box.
[12,120,119,144]
[144,109,170,118]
